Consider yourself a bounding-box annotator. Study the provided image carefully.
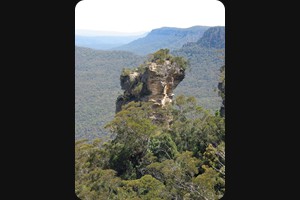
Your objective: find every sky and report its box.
[75,0,225,34]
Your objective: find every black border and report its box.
[2,0,280,199]
[2,0,78,199]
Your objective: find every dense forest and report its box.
[75,26,225,140]
[75,50,225,199]
[75,48,146,140]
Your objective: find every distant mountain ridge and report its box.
[75,33,148,50]
[112,26,210,55]
[75,29,148,36]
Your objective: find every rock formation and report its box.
[116,49,186,120]
[218,65,225,117]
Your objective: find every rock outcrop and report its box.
[218,65,225,117]
[116,49,186,116]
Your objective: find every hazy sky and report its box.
[75,0,225,33]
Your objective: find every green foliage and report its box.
[202,142,225,196]
[132,82,143,96]
[75,139,121,199]
[192,166,221,200]
[136,63,147,74]
[147,48,189,71]
[105,102,159,179]
[170,56,189,70]
[149,133,178,161]
[118,175,168,200]
[75,139,109,176]
[146,151,201,199]
[170,95,225,156]
[149,48,171,63]
[75,94,225,199]
[121,68,133,76]
[75,168,121,200]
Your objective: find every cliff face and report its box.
[197,26,225,49]
[218,65,225,117]
[116,50,186,114]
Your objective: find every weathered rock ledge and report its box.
[116,49,187,114]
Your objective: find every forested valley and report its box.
[75,27,224,140]
[75,26,225,199]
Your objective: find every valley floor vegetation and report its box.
[76,94,225,200]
